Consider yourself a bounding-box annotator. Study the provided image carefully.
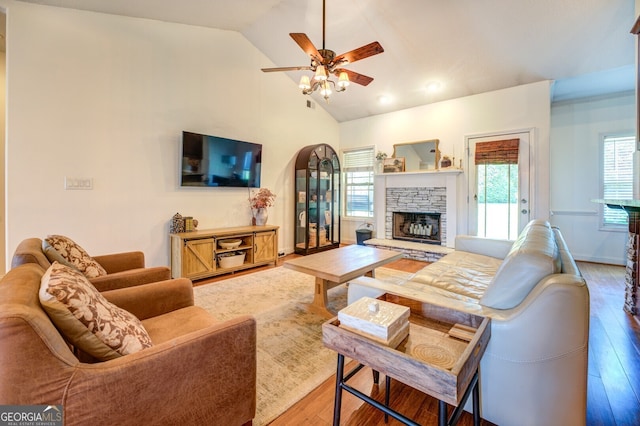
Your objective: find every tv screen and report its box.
[181,131,262,188]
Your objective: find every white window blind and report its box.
[602,135,635,226]
[342,148,374,218]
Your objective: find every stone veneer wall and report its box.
[385,187,447,244]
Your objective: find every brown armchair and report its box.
[0,263,256,425]
[11,238,171,291]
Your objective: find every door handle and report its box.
[521,209,528,214]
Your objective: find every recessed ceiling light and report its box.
[377,95,391,104]
[426,81,442,93]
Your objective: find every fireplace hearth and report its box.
[392,211,441,245]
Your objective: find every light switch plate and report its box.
[65,177,93,190]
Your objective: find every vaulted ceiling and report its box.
[17,0,636,122]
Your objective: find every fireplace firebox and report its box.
[392,211,441,245]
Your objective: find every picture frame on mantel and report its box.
[383,157,406,173]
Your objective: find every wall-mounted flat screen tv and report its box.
[181,131,262,188]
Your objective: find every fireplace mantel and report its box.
[375,169,463,177]
[374,169,461,247]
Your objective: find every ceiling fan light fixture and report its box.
[314,66,328,81]
[320,80,332,99]
[299,75,311,90]
[338,71,350,88]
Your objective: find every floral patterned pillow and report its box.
[44,235,107,278]
[39,262,153,361]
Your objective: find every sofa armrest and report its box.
[92,251,146,273]
[89,267,171,292]
[102,278,194,320]
[64,315,257,425]
[454,235,513,259]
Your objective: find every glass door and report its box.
[467,131,531,240]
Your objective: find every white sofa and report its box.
[348,220,589,426]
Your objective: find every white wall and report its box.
[3,2,339,269]
[550,92,635,265]
[339,81,552,243]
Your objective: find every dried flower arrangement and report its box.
[249,188,276,209]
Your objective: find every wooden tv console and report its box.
[170,225,279,280]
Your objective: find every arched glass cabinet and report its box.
[294,144,341,254]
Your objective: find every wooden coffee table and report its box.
[283,245,403,318]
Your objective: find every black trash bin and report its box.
[355,228,373,245]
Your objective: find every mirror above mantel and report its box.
[392,139,440,171]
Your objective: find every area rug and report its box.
[193,266,413,425]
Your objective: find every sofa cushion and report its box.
[44,235,107,278]
[408,251,503,301]
[142,306,219,345]
[39,262,153,360]
[480,221,560,309]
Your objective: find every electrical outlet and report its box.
[65,177,93,190]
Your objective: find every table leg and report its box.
[385,375,391,423]
[438,400,447,426]
[473,376,480,426]
[333,354,345,426]
[311,277,334,318]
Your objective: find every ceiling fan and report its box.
[261,0,384,100]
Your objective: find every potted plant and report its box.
[249,188,276,225]
[375,151,387,173]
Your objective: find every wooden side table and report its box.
[322,293,491,425]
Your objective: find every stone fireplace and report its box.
[374,170,460,247]
[392,211,442,244]
[385,187,446,245]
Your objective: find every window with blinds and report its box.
[602,135,635,226]
[474,139,519,165]
[342,147,374,218]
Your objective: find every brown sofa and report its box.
[11,238,171,291]
[0,263,257,425]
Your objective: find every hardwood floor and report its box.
[196,255,640,425]
[580,262,640,425]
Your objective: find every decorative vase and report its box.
[376,160,384,174]
[170,212,184,234]
[254,208,268,226]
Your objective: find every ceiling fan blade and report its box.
[290,33,323,63]
[261,66,312,72]
[334,68,374,86]
[334,41,384,65]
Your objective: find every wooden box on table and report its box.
[322,293,491,407]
